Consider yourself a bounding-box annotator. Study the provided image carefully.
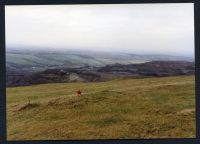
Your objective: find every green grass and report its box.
[6,53,106,67]
[6,75,195,140]
[6,52,149,68]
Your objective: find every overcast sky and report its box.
[5,4,194,57]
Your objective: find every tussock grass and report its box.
[18,103,40,111]
[7,75,195,140]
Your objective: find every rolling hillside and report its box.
[7,75,195,140]
[6,49,194,72]
[6,60,194,87]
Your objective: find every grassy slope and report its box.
[6,53,102,66]
[6,75,195,140]
[6,52,148,68]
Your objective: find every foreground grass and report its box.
[6,75,195,140]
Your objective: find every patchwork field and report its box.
[6,75,195,140]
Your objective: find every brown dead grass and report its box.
[18,103,40,111]
[6,75,196,140]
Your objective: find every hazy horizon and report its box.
[7,46,194,59]
[5,4,194,57]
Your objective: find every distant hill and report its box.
[98,61,195,76]
[6,61,194,87]
[6,49,194,72]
